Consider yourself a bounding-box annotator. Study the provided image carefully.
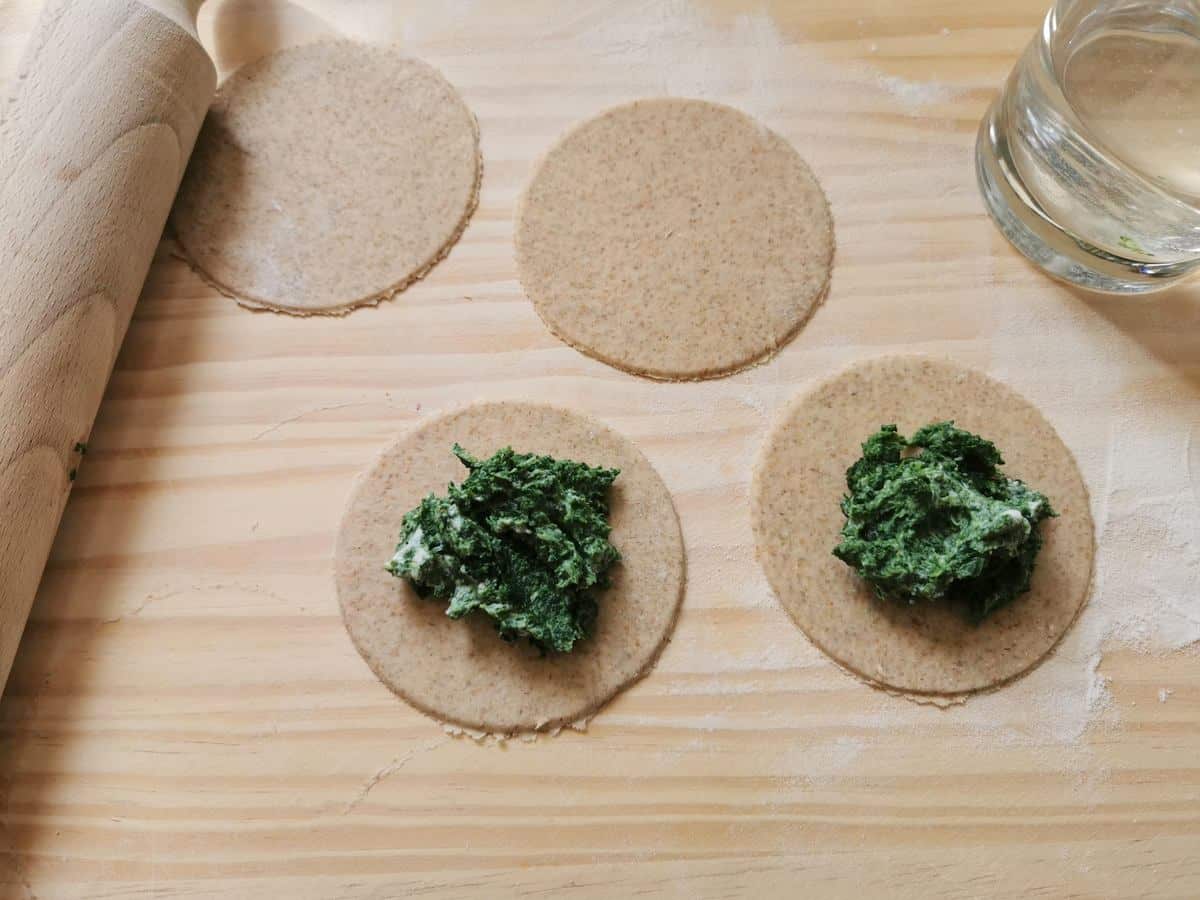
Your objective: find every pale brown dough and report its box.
[171,41,481,315]
[752,355,1094,696]
[515,98,834,381]
[335,402,686,735]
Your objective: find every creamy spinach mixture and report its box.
[388,445,620,652]
[833,422,1056,621]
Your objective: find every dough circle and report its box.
[515,98,834,381]
[171,41,481,315]
[335,402,686,734]
[752,355,1094,696]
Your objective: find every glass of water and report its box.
[976,0,1200,293]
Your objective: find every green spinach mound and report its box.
[387,445,621,652]
[833,422,1056,621]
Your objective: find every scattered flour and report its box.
[874,73,960,108]
[575,0,960,118]
[986,277,1200,747]
[800,735,868,784]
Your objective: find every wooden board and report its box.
[2,1,1199,897]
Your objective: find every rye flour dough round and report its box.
[171,41,481,314]
[335,402,686,734]
[752,355,1094,696]
[515,98,834,381]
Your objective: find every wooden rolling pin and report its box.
[0,0,213,691]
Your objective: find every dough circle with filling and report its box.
[335,402,685,734]
[515,98,834,380]
[752,355,1094,696]
[171,41,481,314]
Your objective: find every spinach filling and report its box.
[388,445,621,652]
[833,422,1056,621]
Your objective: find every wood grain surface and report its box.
[2,1,1199,898]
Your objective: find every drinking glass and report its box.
[976,0,1200,293]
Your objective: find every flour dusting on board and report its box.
[576,0,961,116]
[800,735,868,784]
[575,0,790,115]
[874,73,960,109]
[982,285,1200,745]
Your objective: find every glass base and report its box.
[975,101,1196,295]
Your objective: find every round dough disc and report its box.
[171,41,481,315]
[752,355,1094,696]
[515,98,834,381]
[335,402,686,734]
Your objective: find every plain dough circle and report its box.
[335,402,686,734]
[751,355,1094,696]
[515,98,834,381]
[171,41,481,315]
